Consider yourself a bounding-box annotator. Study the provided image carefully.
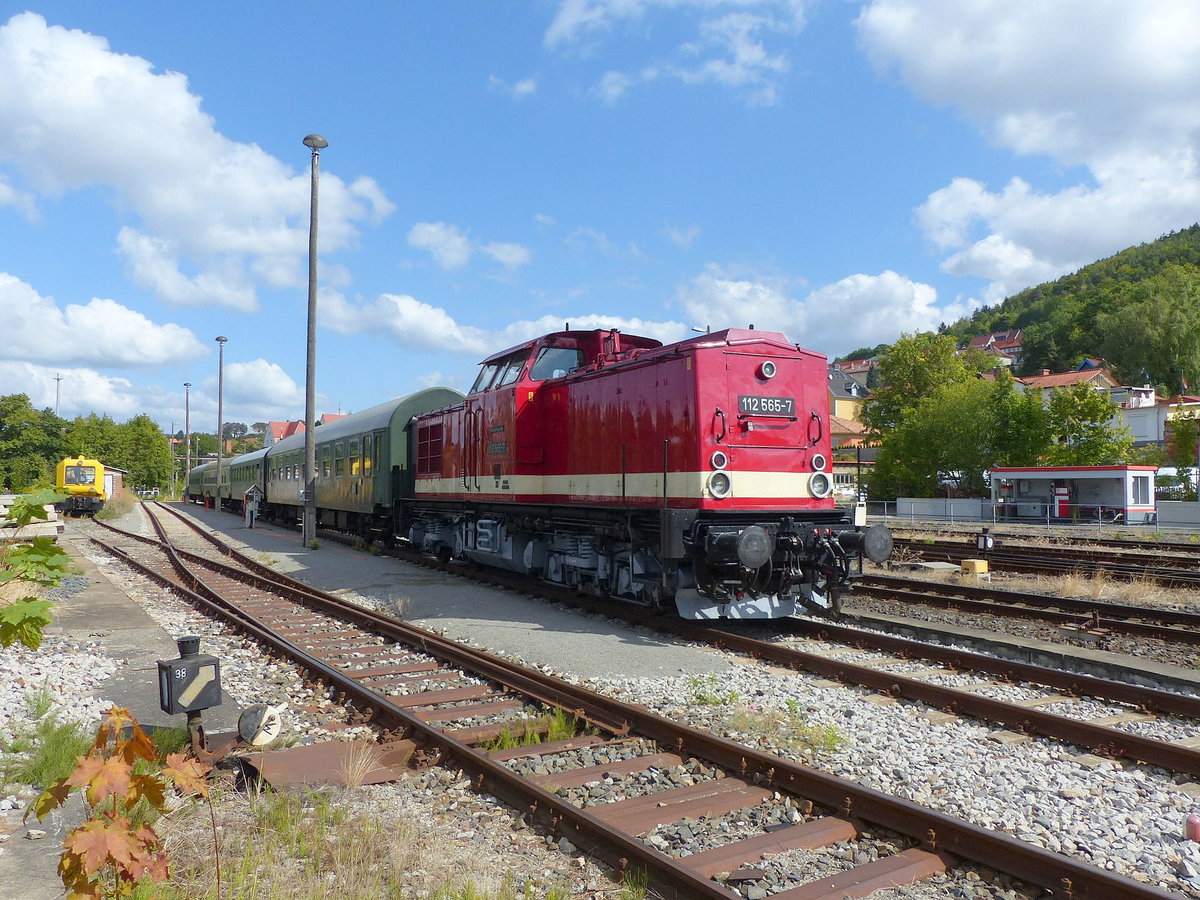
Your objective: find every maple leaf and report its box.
[73,755,132,806]
[119,721,158,765]
[162,752,212,798]
[65,816,138,875]
[127,773,167,811]
[27,779,71,821]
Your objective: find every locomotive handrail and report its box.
[806,410,823,448]
[713,406,727,442]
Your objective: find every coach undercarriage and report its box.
[403,503,891,620]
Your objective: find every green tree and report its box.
[0,395,67,492]
[1097,264,1200,393]
[64,413,124,463]
[866,372,1052,499]
[120,415,173,488]
[1045,383,1133,465]
[863,333,980,435]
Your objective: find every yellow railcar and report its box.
[54,457,107,516]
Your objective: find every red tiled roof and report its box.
[1018,369,1115,390]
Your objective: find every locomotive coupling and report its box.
[835,524,894,563]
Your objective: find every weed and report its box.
[0,688,91,792]
[257,552,280,567]
[685,673,739,706]
[306,539,320,550]
[725,700,845,756]
[484,707,589,751]
[338,741,383,789]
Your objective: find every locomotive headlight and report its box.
[737,525,774,569]
[707,470,732,499]
[758,360,777,380]
[811,453,827,472]
[808,471,832,498]
[710,450,728,470]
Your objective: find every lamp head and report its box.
[215,335,227,344]
[303,134,328,150]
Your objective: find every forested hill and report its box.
[941,224,1200,392]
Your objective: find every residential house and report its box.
[264,413,347,447]
[833,357,877,389]
[827,366,869,421]
[1016,366,1119,406]
[966,329,1023,367]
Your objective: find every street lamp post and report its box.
[302,133,328,548]
[184,382,192,488]
[215,337,228,511]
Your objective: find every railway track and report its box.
[895,537,1200,588]
[77,502,1177,899]
[854,572,1200,647]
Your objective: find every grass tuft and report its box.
[725,699,845,756]
[0,688,92,791]
[685,673,739,706]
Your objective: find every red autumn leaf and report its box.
[80,756,133,806]
[64,816,138,875]
[162,753,212,798]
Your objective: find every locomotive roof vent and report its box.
[707,470,732,499]
[710,450,729,470]
[758,360,777,380]
[811,453,827,472]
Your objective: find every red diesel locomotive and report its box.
[404,327,891,619]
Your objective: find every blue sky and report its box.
[2,1,1198,433]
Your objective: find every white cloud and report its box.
[488,74,538,99]
[0,12,394,311]
[408,222,473,269]
[676,264,965,356]
[482,242,532,269]
[0,360,143,420]
[858,0,1200,299]
[323,289,687,356]
[408,222,533,272]
[0,271,207,367]
[665,224,700,249]
[223,359,302,407]
[546,0,805,104]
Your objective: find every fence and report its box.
[865,498,1189,532]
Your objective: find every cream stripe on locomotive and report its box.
[414,470,825,501]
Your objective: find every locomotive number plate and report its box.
[738,395,795,417]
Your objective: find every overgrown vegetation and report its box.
[29,706,212,899]
[724,699,845,756]
[0,688,91,793]
[484,708,589,751]
[685,672,739,706]
[0,489,71,649]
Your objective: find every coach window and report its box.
[335,442,345,477]
[363,435,373,475]
[320,446,331,478]
[530,346,584,381]
[350,438,361,476]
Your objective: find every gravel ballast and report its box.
[5,511,1200,898]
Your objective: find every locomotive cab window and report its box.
[470,362,501,394]
[64,466,96,485]
[530,346,584,381]
[494,351,529,388]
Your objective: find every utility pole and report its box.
[54,373,63,416]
